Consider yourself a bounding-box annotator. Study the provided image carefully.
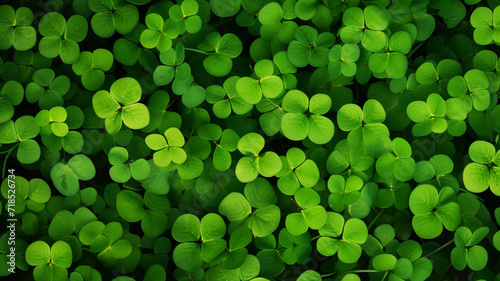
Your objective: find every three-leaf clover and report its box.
[0,115,41,164]
[26,241,72,281]
[206,76,253,119]
[92,77,150,135]
[463,141,500,195]
[281,90,335,144]
[287,25,335,68]
[278,229,312,265]
[447,69,491,112]
[0,5,36,51]
[25,68,70,109]
[470,6,500,45]
[72,49,114,91]
[79,221,133,268]
[375,137,416,182]
[172,213,226,271]
[1,177,51,214]
[409,185,461,239]
[276,147,320,195]
[197,124,240,172]
[406,93,450,137]
[328,44,360,79]
[169,0,203,34]
[258,2,298,44]
[219,191,281,238]
[197,32,243,77]
[153,43,191,86]
[116,190,169,237]
[450,226,489,271]
[328,174,363,212]
[236,59,284,104]
[35,106,69,138]
[108,146,151,183]
[337,99,390,153]
[89,0,139,38]
[50,154,96,197]
[316,212,368,263]
[368,31,413,79]
[145,127,187,167]
[339,6,390,52]
[285,187,327,236]
[235,132,282,183]
[38,12,88,64]
[140,13,180,52]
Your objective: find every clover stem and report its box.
[367,209,384,230]
[348,270,380,273]
[2,143,19,179]
[421,239,454,258]
[122,185,143,192]
[184,48,209,55]
[380,270,389,281]
[458,187,485,202]
[406,41,425,59]
[319,272,336,278]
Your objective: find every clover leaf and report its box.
[287,25,335,67]
[206,76,253,119]
[38,13,88,64]
[219,192,281,237]
[276,147,320,195]
[140,13,179,52]
[198,125,240,171]
[0,115,40,164]
[145,127,187,167]
[92,77,150,134]
[409,185,461,239]
[328,44,360,79]
[50,154,96,197]
[25,68,70,109]
[285,187,327,236]
[337,99,390,153]
[235,132,282,182]
[26,240,72,281]
[0,80,24,123]
[328,174,363,212]
[316,212,368,263]
[281,90,335,144]
[108,146,151,183]
[340,6,389,52]
[153,43,190,86]
[258,2,298,44]
[1,177,51,214]
[463,140,500,195]
[406,93,450,137]
[278,229,312,265]
[375,137,416,182]
[72,49,114,91]
[368,31,413,79]
[0,5,36,51]
[197,32,243,77]
[89,0,139,38]
[35,106,69,138]
[447,69,491,112]
[470,7,500,45]
[169,0,202,34]
[450,226,489,271]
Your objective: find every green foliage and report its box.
[1,1,500,281]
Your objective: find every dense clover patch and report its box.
[2,1,500,281]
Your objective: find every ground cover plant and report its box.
[2,0,500,280]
